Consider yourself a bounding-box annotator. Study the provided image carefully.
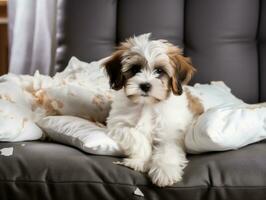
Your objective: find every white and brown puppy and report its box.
[103,33,198,187]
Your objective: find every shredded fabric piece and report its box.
[133,187,144,197]
[0,147,14,156]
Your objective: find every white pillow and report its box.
[53,56,109,89]
[0,81,32,109]
[185,104,266,153]
[37,116,123,156]
[40,57,113,123]
[42,83,111,123]
[0,81,43,141]
[0,100,43,142]
[0,56,112,142]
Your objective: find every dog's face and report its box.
[103,33,195,104]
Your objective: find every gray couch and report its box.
[1,0,266,199]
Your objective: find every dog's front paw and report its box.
[148,163,184,187]
[114,158,149,173]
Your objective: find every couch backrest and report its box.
[56,0,266,103]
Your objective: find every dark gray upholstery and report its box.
[1,141,266,200]
[56,0,265,103]
[116,0,184,46]
[259,0,266,102]
[2,0,266,200]
[56,0,117,72]
[185,0,260,103]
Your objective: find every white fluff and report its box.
[185,103,266,153]
[0,56,112,141]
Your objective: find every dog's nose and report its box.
[139,83,152,92]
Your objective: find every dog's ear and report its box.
[171,70,183,95]
[167,46,196,95]
[175,54,195,85]
[102,50,125,90]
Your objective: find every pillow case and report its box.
[41,83,111,123]
[0,56,112,142]
[0,80,43,142]
[40,57,113,123]
[37,116,123,156]
[0,100,43,142]
[185,104,266,153]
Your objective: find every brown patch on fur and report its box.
[153,59,174,76]
[122,56,147,79]
[170,72,183,95]
[166,44,196,85]
[185,88,204,116]
[103,51,125,90]
[102,39,134,90]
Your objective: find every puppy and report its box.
[103,33,197,187]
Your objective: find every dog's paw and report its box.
[114,158,149,173]
[148,164,183,187]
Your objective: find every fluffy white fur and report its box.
[104,34,191,187]
[104,34,246,187]
[107,90,192,187]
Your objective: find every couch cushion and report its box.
[258,0,266,102]
[56,0,264,103]
[185,0,260,103]
[1,141,266,200]
[56,0,117,72]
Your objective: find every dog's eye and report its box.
[154,68,165,75]
[130,65,141,75]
